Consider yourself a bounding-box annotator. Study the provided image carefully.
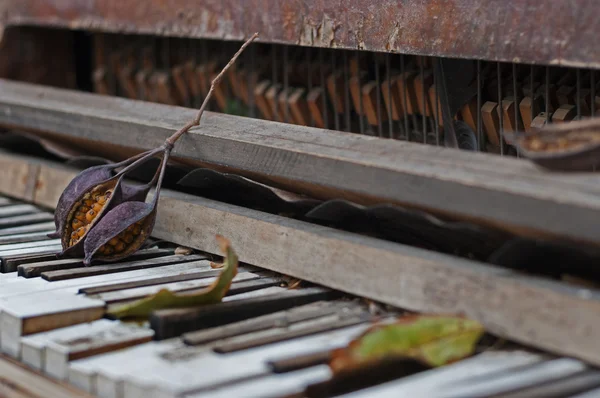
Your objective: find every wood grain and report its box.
[3,153,600,366]
[1,81,600,246]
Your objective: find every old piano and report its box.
[0,1,600,397]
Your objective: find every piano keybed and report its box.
[0,195,599,398]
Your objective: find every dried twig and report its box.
[165,32,259,147]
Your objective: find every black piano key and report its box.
[19,248,175,278]
[213,313,370,354]
[268,350,332,373]
[149,287,341,340]
[182,300,358,346]
[0,247,62,273]
[495,369,600,398]
[40,254,207,281]
[221,277,283,296]
[0,213,54,229]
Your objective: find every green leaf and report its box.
[330,315,485,372]
[107,235,238,319]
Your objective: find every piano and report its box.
[0,1,600,397]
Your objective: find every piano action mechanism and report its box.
[0,1,600,397]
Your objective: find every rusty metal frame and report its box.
[1,0,599,69]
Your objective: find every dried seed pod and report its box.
[83,148,170,265]
[47,164,113,239]
[52,147,165,258]
[58,175,125,258]
[83,201,156,265]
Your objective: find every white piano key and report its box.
[92,271,260,303]
[0,238,60,252]
[222,286,287,302]
[338,351,551,398]
[0,244,62,258]
[69,339,184,394]
[0,260,218,299]
[184,365,332,398]
[21,319,116,370]
[0,291,106,357]
[0,231,53,245]
[45,322,154,380]
[116,323,372,398]
[437,357,588,398]
[0,204,40,217]
[0,221,56,236]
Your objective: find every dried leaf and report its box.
[107,235,238,319]
[329,315,484,373]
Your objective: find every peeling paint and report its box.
[0,0,598,68]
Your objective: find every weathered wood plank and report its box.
[150,190,600,367]
[1,80,600,246]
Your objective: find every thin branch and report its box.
[165,32,259,146]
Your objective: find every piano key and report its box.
[0,221,55,236]
[69,339,184,394]
[2,260,221,299]
[213,309,372,354]
[0,291,106,357]
[78,268,224,295]
[21,319,116,370]
[338,350,549,398]
[0,252,63,274]
[119,322,373,398]
[268,349,332,373]
[0,231,54,245]
[0,213,54,229]
[496,369,600,398]
[149,287,340,340]
[0,197,13,206]
[0,238,60,252]
[18,248,174,278]
[0,245,62,272]
[182,300,351,346]
[0,351,92,398]
[0,244,61,259]
[571,385,600,397]
[45,322,154,380]
[0,204,40,218]
[41,254,207,281]
[90,271,262,304]
[436,358,588,398]
[183,365,332,398]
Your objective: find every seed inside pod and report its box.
[83,201,156,265]
[60,175,122,256]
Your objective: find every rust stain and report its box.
[0,0,599,68]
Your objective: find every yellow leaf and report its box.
[330,314,485,373]
[107,235,238,320]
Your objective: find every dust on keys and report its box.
[2,194,600,398]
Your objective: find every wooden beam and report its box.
[3,152,600,367]
[1,80,600,247]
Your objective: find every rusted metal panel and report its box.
[1,0,599,68]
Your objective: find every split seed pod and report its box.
[82,150,170,265]
[51,147,163,258]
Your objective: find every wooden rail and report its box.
[2,151,600,367]
[1,79,600,247]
